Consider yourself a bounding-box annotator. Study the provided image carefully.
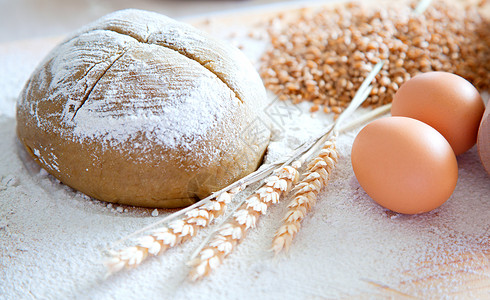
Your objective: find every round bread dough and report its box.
[16,9,270,208]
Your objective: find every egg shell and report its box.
[391,72,484,155]
[351,116,458,214]
[477,102,490,176]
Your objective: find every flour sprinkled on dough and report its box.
[16,9,270,207]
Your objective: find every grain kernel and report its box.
[310,104,320,112]
[331,106,343,114]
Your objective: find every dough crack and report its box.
[100,28,243,104]
[71,49,128,120]
[157,42,243,104]
[144,25,151,43]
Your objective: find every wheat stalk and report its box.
[271,134,339,254]
[187,163,300,281]
[104,186,242,275]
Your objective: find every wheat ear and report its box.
[188,163,300,281]
[104,187,242,275]
[271,135,339,254]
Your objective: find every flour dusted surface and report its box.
[3,106,490,298]
[70,46,234,151]
[2,5,490,300]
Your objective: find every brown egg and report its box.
[477,103,490,176]
[391,72,484,155]
[351,117,458,214]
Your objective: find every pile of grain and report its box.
[260,1,490,114]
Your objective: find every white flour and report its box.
[1,11,490,300]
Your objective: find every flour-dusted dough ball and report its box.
[16,9,270,208]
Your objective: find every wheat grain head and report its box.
[188,163,300,281]
[271,136,339,255]
[104,187,242,275]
